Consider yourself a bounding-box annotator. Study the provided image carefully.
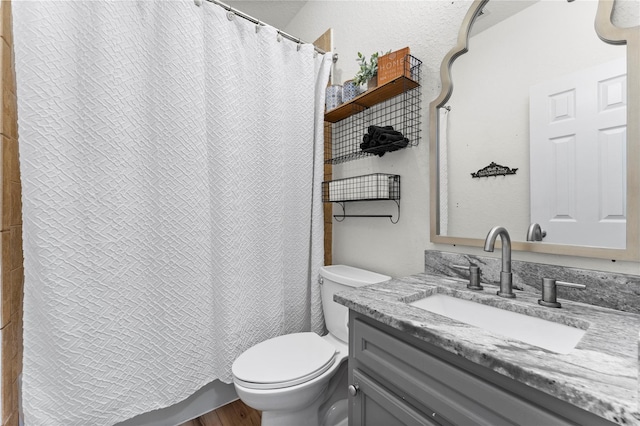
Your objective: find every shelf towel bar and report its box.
[333,200,400,224]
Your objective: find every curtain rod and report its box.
[196,0,333,57]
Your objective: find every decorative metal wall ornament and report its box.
[471,162,518,178]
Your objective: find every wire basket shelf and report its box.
[322,174,400,203]
[325,55,422,165]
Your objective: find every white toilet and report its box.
[231,265,390,426]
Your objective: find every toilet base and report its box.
[321,398,348,426]
[257,362,348,426]
[261,396,324,426]
[260,397,348,426]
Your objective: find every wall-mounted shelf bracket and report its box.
[333,200,400,224]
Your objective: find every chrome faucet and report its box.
[484,226,515,298]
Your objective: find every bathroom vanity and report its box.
[336,274,639,425]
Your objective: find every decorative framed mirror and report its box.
[429,0,639,260]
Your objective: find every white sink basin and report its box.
[409,294,586,354]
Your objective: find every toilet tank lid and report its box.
[320,265,390,287]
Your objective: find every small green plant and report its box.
[353,51,389,86]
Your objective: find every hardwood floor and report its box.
[179,399,261,426]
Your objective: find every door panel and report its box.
[530,57,626,248]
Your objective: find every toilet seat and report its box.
[232,332,337,390]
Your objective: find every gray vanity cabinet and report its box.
[348,311,615,426]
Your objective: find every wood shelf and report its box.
[324,76,420,123]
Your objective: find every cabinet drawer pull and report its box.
[348,384,359,396]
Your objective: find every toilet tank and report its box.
[319,265,390,343]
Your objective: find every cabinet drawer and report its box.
[352,318,576,426]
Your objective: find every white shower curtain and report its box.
[13,1,331,424]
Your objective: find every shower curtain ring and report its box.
[194,0,203,6]
[226,11,235,21]
[297,40,302,51]
[277,33,282,42]
[255,21,262,33]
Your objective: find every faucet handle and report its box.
[538,278,586,308]
[452,264,484,291]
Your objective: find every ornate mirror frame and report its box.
[429,0,640,261]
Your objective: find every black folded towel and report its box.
[362,125,395,149]
[361,125,408,156]
[360,134,371,150]
[368,125,394,136]
[368,126,395,144]
[377,132,405,144]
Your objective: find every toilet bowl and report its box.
[231,265,390,426]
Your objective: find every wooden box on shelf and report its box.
[377,47,411,86]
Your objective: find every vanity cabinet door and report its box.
[350,369,444,426]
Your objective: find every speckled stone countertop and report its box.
[335,273,640,425]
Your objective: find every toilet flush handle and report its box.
[348,384,359,396]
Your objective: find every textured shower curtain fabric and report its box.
[13,1,331,424]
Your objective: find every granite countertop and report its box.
[335,273,640,425]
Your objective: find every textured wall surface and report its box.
[286,0,470,277]
[285,0,640,277]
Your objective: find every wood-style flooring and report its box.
[179,400,261,426]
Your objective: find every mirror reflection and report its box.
[438,0,627,249]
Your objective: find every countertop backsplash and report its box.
[425,250,640,314]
